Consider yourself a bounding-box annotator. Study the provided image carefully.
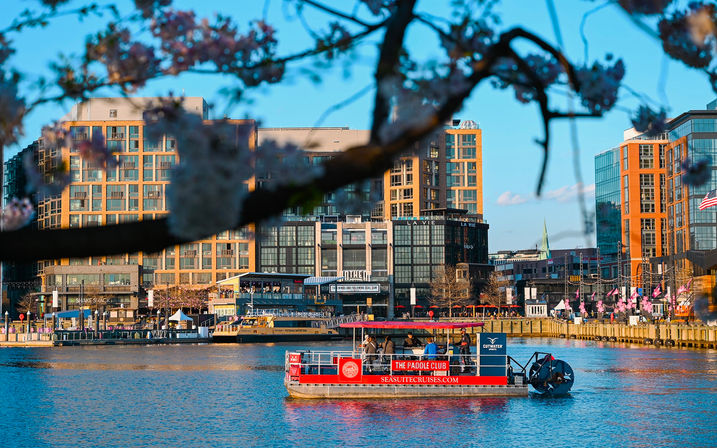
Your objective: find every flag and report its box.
[698,189,717,210]
[575,289,580,299]
[652,285,661,298]
[590,291,596,301]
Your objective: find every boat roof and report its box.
[339,321,484,329]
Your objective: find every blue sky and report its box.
[2,0,714,252]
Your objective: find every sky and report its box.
[2,0,715,252]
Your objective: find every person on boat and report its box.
[403,332,422,348]
[458,328,471,372]
[381,336,395,371]
[364,335,379,373]
[424,337,438,361]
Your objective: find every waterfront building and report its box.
[595,147,621,266]
[2,142,40,314]
[618,129,668,285]
[253,209,490,318]
[658,105,717,296]
[42,264,146,319]
[31,97,256,313]
[492,246,603,310]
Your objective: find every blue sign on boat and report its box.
[478,333,507,376]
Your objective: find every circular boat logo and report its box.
[341,360,360,378]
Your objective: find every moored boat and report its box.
[284,321,574,398]
[213,310,342,343]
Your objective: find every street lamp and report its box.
[4,311,8,336]
[103,311,108,331]
[156,309,161,331]
[94,310,99,334]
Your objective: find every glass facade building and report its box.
[666,114,717,255]
[595,148,621,257]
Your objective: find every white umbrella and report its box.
[168,309,192,321]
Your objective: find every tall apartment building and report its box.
[619,130,668,282]
[384,120,482,219]
[595,147,621,273]
[36,97,256,295]
[665,109,717,256]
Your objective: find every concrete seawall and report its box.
[473,319,717,349]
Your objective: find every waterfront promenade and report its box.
[2,317,715,349]
[458,318,717,349]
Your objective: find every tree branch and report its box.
[369,0,418,143]
[0,26,577,262]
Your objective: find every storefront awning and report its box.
[304,276,343,286]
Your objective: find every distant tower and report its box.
[538,219,551,260]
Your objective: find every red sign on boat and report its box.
[392,360,448,371]
[338,358,363,382]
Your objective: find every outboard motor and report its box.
[528,354,574,396]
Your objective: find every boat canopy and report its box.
[339,321,484,330]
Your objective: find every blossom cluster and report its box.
[617,0,672,15]
[144,99,254,240]
[574,57,625,114]
[658,3,715,69]
[491,54,563,103]
[631,105,668,137]
[149,11,283,86]
[440,19,496,61]
[681,158,711,186]
[86,27,159,89]
[0,198,33,231]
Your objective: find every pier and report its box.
[470,319,717,349]
[0,329,210,347]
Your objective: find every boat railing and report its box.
[244,309,331,318]
[285,350,511,377]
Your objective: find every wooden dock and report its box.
[472,319,717,349]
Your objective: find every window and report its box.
[343,248,366,270]
[297,226,314,246]
[143,185,162,211]
[623,174,629,214]
[106,185,125,211]
[622,146,628,170]
[640,174,655,213]
[659,144,666,168]
[639,144,654,168]
[343,230,365,245]
[109,109,117,118]
[371,230,387,244]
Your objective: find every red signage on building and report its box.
[392,360,449,371]
[338,358,363,382]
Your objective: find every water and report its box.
[1,338,716,448]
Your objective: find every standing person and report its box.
[424,337,438,360]
[458,328,471,373]
[382,336,395,371]
[364,335,378,373]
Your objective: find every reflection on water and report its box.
[0,340,715,447]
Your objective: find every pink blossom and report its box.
[77,130,117,169]
[575,57,625,114]
[631,105,668,137]
[1,198,33,231]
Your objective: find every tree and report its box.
[429,265,471,317]
[1,1,716,261]
[481,272,508,309]
[16,292,36,317]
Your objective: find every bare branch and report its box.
[369,0,418,143]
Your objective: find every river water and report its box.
[0,338,715,447]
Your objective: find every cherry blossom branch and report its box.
[0,25,561,262]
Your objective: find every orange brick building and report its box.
[619,133,668,283]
